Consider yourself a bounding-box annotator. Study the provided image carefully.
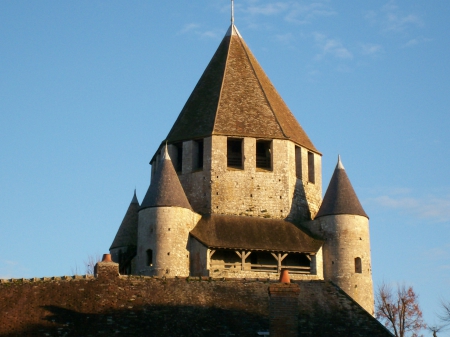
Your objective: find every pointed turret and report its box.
[110,190,140,250]
[137,145,199,277]
[141,145,192,211]
[165,24,318,153]
[313,156,373,314]
[316,156,368,219]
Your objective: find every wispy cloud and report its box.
[179,23,200,35]
[372,193,450,223]
[240,1,335,25]
[401,36,432,48]
[424,245,450,260]
[275,32,295,44]
[285,2,336,24]
[361,43,384,56]
[0,260,19,279]
[245,2,290,16]
[365,0,424,34]
[313,32,353,60]
[178,23,221,39]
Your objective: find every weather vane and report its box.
[231,0,235,25]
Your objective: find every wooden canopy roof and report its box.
[190,214,323,253]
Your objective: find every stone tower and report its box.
[151,25,322,222]
[109,19,375,315]
[313,156,374,314]
[137,145,201,277]
[109,190,139,275]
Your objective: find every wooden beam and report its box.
[209,250,216,258]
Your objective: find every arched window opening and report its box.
[147,249,153,267]
[227,138,243,169]
[355,257,362,273]
[308,151,315,183]
[295,146,302,179]
[193,139,204,170]
[256,140,272,170]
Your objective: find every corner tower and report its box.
[314,156,374,314]
[151,24,322,222]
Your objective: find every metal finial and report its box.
[337,154,345,170]
[231,0,234,25]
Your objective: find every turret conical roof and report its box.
[165,25,318,153]
[141,146,193,211]
[110,190,140,250]
[316,156,368,219]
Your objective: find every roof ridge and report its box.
[235,29,288,139]
[211,26,233,135]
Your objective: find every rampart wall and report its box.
[0,272,391,336]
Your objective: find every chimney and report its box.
[94,254,119,279]
[268,270,300,337]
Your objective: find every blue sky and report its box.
[1,0,449,330]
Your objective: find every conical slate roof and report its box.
[166,25,318,153]
[316,156,368,219]
[110,190,140,250]
[141,146,192,211]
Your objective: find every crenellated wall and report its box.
[0,273,392,336]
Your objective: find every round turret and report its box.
[137,145,200,277]
[315,156,374,314]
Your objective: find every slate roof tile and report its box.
[166,25,318,153]
[316,156,368,218]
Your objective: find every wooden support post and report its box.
[242,251,251,271]
[271,253,288,273]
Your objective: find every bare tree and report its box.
[438,299,450,326]
[375,283,426,337]
[84,254,102,275]
[429,299,450,336]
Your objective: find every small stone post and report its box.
[268,270,300,337]
[94,254,119,279]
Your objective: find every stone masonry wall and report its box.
[154,137,321,222]
[313,214,374,315]
[137,207,201,277]
[208,136,322,220]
